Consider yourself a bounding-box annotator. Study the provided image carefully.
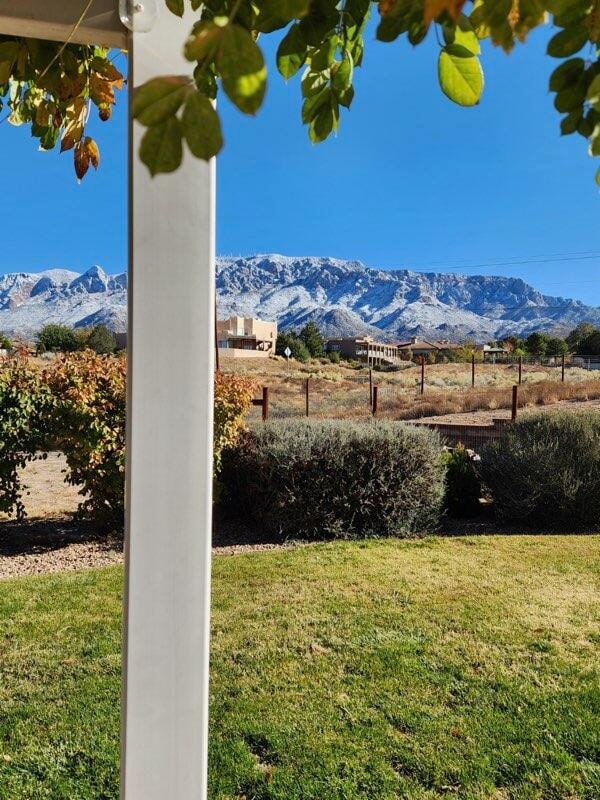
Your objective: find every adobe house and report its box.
[326,336,399,366]
[217,315,277,358]
[0,3,216,799]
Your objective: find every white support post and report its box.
[122,6,215,800]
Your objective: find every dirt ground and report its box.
[405,396,600,426]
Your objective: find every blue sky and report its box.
[0,21,599,304]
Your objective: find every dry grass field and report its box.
[223,356,600,423]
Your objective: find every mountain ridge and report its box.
[0,255,598,341]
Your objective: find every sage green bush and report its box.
[220,420,444,540]
[479,412,600,530]
[442,444,482,518]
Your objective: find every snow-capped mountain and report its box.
[216,254,600,341]
[0,266,127,337]
[0,255,598,342]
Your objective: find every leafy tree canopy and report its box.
[525,331,550,356]
[36,323,79,353]
[566,321,598,351]
[1,1,600,183]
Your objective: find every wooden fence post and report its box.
[305,378,309,417]
[262,386,269,422]
[518,356,522,385]
[561,354,565,383]
[420,357,425,395]
[471,353,475,388]
[369,368,373,406]
[372,385,378,416]
[511,384,518,422]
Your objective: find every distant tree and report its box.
[299,321,324,358]
[579,331,600,356]
[504,336,525,352]
[276,332,310,363]
[36,324,78,354]
[85,325,117,354]
[566,323,598,353]
[525,332,549,358]
[545,337,569,357]
[0,332,11,350]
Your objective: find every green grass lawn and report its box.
[0,536,599,799]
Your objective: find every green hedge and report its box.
[479,412,600,530]
[220,420,445,540]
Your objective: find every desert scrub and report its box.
[480,411,600,530]
[220,420,444,540]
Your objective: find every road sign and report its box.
[284,346,292,358]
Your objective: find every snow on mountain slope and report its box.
[0,266,127,337]
[0,255,598,341]
[216,255,600,341]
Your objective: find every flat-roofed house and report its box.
[217,316,277,358]
[397,337,463,360]
[326,336,399,366]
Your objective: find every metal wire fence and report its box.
[244,356,600,449]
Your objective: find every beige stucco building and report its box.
[217,316,277,358]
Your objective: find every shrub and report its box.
[80,324,117,354]
[0,355,51,519]
[328,350,341,364]
[442,444,481,518]
[45,352,126,530]
[36,323,78,353]
[214,372,256,473]
[479,412,600,530]
[220,420,444,540]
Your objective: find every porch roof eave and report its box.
[0,0,127,48]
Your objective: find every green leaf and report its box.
[438,45,484,107]
[547,26,589,58]
[549,57,585,92]
[587,74,600,111]
[277,24,308,80]
[166,0,184,17]
[443,16,480,55]
[332,52,353,92]
[133,76,191,126]
[337,85,355,109]
[311,35,338,71]
[217,25,267,114]
[309,103,334,143]
[301,86,330,123]
[184,22,224,63]
[194,65,218,99]
[181,92,223,160]
[560,108,582,135]
[301,68,328,97]
[596,167,600,187]
[256,0,310,33]
[590,124,600,156]
[554,82,586,113]
[139,118,183,176]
